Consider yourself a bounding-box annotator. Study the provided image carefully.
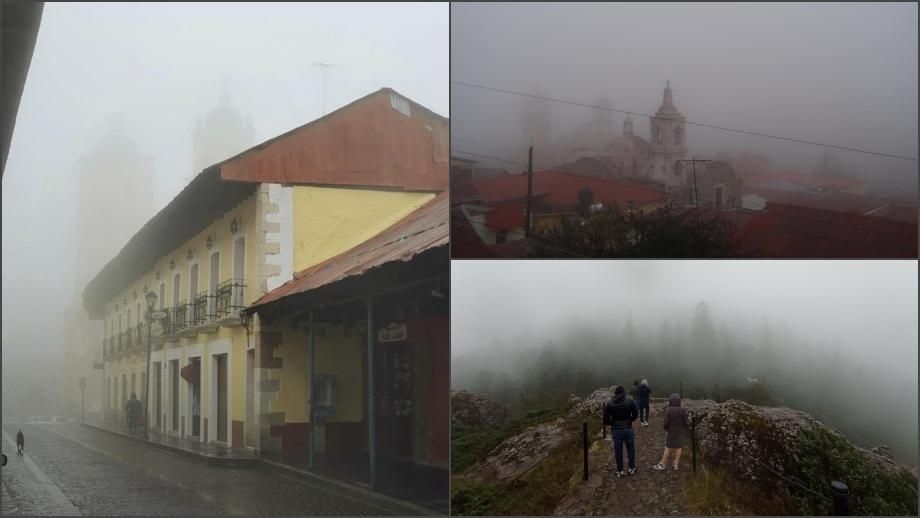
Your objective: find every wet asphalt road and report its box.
[1,422,432,516]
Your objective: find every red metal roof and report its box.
[216,88,448,192]
[744,171,864,190]
[736,203,917,258]
[742,186,913,216]
[470,170,668,211]
[449,207,497,258]
[251,192,448,308]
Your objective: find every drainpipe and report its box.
[308,310,316,469]
[366,298,376,488]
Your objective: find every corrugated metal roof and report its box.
[216,88,449,192]
[736,203,918,258]
[249,191,448,309]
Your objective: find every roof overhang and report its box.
[2,1,43,177]
[82,167,258,319]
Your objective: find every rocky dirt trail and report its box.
[554,401,695,516]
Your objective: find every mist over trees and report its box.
[453,301,918,464]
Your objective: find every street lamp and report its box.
[143,289,158,440]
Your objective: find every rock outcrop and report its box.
[451,390,512,431]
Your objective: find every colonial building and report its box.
[83,87,448,507]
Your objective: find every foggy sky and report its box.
[452,260,918,382]
[451,2,918,193]
[2,3,447,378]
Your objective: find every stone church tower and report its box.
[648,81,688,192]
[192,84,256,174]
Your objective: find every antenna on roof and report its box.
[312,63,338,116]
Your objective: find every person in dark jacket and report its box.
[125,393,142,434]
[16,429,24,455]
[637,379,652,425]
[653,393,689,470]
[629,380,641,412]
[603,385,639,477]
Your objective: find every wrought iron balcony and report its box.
[216,279,247,326]
[193,290,219,333]
[125,328,133,348]
[162,306,180,341]
[135,323,144,348]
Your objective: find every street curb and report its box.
[259,458,443,516]
[79,422,443,515]
[79,422,258,468]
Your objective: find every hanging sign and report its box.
[378,322,407,343]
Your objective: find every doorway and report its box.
[216,354,228,443]
[170,360,179,432]
[153,362,162,430]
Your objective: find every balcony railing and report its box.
[136,323,144,348]
[173,302,190,332]
[117,333,124,352]
[192,290,216,326]
[125,328,133,348]
[216,279,246,316]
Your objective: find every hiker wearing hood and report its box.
[653,393,689,471]
[637,379,652,425]
[603,385,639,478]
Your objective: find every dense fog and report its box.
[451,2,918,197]
[452,261,919,463]
[1,3,448,419]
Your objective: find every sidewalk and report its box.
[79,421,443,515]
[81,421,258,467]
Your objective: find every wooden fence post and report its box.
[583,421,589,481]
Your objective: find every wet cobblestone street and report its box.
[1,422,433,516]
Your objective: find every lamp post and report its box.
[143,289,158,440]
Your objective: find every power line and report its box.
[452,81,919,162]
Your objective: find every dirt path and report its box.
[554,403,694,516]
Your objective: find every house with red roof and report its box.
[450,169,670,251]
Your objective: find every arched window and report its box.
[654,126,663,144]
[674,126,683,146]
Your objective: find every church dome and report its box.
[605,134,651,155]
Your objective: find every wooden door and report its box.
[217,355,228,442]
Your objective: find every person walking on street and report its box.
[653,393,689,471]
[603,385,639,478]
[638,379,652,425]
[15,429,24,455]
[125,392,142,435]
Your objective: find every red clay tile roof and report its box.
[250,191,448,308]
[471,170,668,210]
[736,203,917,258]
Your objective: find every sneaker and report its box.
[627,467,638,476]
[673,463,679,470]
[616,470,626,478]
[652,463,667,471]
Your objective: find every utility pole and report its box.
[676,158,711,223]
[525,145,534,237]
